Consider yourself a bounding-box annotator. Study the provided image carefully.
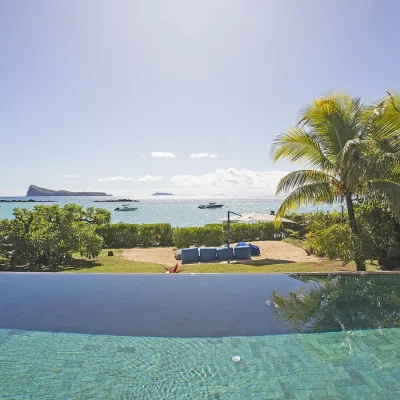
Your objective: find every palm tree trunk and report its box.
[345,193,366,271]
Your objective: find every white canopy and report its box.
[219,212,295,224]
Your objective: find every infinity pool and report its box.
[0,273,399,399]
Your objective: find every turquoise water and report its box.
[0,196,338,227]
[1,328,399,399]
[1,274,399,398]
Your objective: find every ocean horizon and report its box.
[0,196,339,227]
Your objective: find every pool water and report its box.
[1,328,399,399]
[0,274,399,399]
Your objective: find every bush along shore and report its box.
[1,200,399,271]
[0,204,288,270]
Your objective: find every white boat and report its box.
[115,204,138,211]
[198,202,224,209]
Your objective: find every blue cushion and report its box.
[199,247,217,262]
[234,245,251,260]
[249,243,260,256]
[181,248,199,263]
[236,241,247,247]
[216,247,234,261]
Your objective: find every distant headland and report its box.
[94,199,139,203]
[152,192,173,196]
[27,185,110,197]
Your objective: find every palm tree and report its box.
[271,92,400,271]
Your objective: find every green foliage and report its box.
[272,92,400,270]
[306,222,376,265]
[173,222,282,248]
[97,223,173,248]
[354,201,398,256]
[172,226,225,248]
[8,205,109,267]
[284,229,300,239]
[0,219,12,269]
[227,222,279,242]
[288,202,399,264]
[284,210,346,237]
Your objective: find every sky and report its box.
[1,0,399,197]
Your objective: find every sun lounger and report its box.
[216,247,234,261]
[199,247,217,262]
[181,248,199,264]
[234,245,251,260]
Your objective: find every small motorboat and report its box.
[198,202,224,209]
[115,204,138,211]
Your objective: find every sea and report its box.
[0,196,338,227]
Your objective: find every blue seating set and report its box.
[181,243,259,264]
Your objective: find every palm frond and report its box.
[274,183,338,227]
[299,93,364,155]
[271,127,334,170]
[276,170,335,194]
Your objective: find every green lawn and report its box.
[56,249,381,274]
[282,237,306,249]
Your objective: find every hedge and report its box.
[174,222,283,248]
[97,222,284,249]
[97,223,173,248]
[173,226,225,249]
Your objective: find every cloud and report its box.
[170,168,289,190]
[97,175,163,182]
[140,154,147,159]
[97,176,134,182]
[189,153,218,159]
[134,175,163,182]
[151,152,176,158]
[64,174,81,178]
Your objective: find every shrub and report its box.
[228,222,280,242]
[97,223,173,248]
[173,222,282,248]
[0,219,12,270]
[8,205,108,267]
[96,224,140,248]
[306,223,376,265]
[173,226,225,248]
[355,202,398,256]
[285,229,300,238]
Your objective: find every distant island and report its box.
[0,199,56,203]
[27,185,110,197]
[152,192,173,196]
[94,199,139,203]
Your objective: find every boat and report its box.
[114,204,138,211]
[198,202,224,209]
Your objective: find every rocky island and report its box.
[27,185,110,197]
[0,199,55,203]
[94,199,139,203]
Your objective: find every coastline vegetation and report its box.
[0,202,398,272]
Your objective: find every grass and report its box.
[282,237,306,249]
[57,249,382,274]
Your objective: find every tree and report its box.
[8,204,111,268]
[0,219,12,269]
[271,92,400,270]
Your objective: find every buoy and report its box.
[231,356,241,362]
